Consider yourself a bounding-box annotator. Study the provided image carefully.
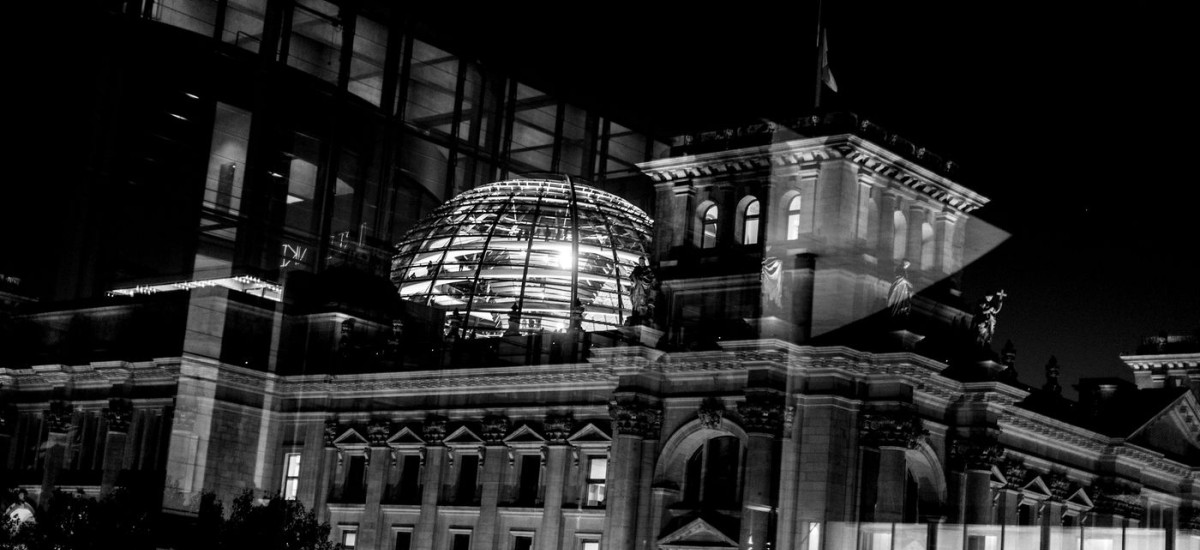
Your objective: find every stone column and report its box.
[100,399,133,496]
[604,398,659,550]
[40,401,74,508]
[773,403,800,550]
[934,212,958,275]
[906,206,926,271]
[950,437,1003,525]
[313,419,339,523]
[358,420,392,550]
[738,393,783,550]
[413,417,448,550]
[538,413,573,550]
[877,193,899,265]
[474,415,509,550]
[858,411,927,523]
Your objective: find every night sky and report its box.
[424,3,1199,394]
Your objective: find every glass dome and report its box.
[391,178,653,337]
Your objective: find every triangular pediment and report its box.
[658,517,738,549]
[1022,477,1053,499]
[567,423,612,444]
[443,426,483,446]
[1127,391,1200,458]
[1067,487,1094,508]
[386,426,425,446]
[333,428,369,447]
[504,424,546,445]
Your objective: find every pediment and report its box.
[1021,477,1053,499]
[504,424,547,445]
[443,426,483,446]
[386,426,425,446]
[568,423,612,444]
[1128,391,1200,458]
[1066,487,1094,508]
[333,428,369,447]
[658,518,738,549]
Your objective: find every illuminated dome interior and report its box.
[391,179,653,336]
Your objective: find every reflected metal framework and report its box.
[391,178,653,336]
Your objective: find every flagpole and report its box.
[813,0,825,110]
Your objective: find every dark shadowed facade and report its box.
[2,3,1199,550]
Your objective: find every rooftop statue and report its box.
[971,290,1006,347]
[628,256,657,327]
[887,259,914,317]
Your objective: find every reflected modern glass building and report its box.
[2,3,1199,550]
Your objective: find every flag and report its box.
[820,30,838,92]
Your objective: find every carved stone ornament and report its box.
[544,412,574,444]
[477,446,486,468]
[103,398,133,434]
[45,401,74,434]
[608,398,662,439]
[783,405,796,438]
[367,419,391,447]
[859,411,928,449]
[423,415,448,444]
[697,397,725,430]
[1044,471,1073,501]
[1091,478,1144,519]
[738,394,784,436]
[482,415,510,444]
[324,418,339,448]
[1000,457,1027,488]
[950,437,1005,471]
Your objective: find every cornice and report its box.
[637,134,988,214]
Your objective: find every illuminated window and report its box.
[585,456,607,506]
[582,541,601,550]
[342,528,358,549]
[786,196,803,240]
[742,199,760,245]
[282,453,301,500]
[701,205,719,249]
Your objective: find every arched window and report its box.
[785,196,803,240]
[920,222,935,270]
[700,204,719,249]
[682,436,741,508]
[742,199,760,245]
[892,210,907,260]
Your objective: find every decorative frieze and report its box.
[697,397,725,430]
[103,398,133,434]
[423,415,448,444]
[1000,457,1027,488]
[1091,478,1144,520]
[738,394,784,436]
[950,436,1004,471]
[859,411,928,449]
[482,415,509,444]
[367,419,391,447]
[544,413,573,444]
[323,418,339,448]
[608,398,662,439]
[45,400,74,434]
[1043,471,1072,501]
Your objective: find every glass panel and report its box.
[155,0,217,37]
[1002,526,1041,549]
[509,87,556,172]
[588,457,607,479]
[222,0,267,53]
[349,15,388,106]
[560,104,588,177]
[287,0,343,84]
[405,40,458,133]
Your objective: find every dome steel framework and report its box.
[391,178,653,337]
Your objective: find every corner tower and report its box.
[638,113,991,349]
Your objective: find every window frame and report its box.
[281,451,302,500]
[785,195,803,240]
[700,204,719,249]
[741,198,760,245]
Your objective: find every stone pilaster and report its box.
[358,420,392,550]
[473,415,508,550]
[950,437,1004,525]
[537,445,570,550]
[100,399,133,496]
[604,398,660,550]
[41,401,74,509]
[413,444,446,550]
[859,411,927,523]
[738,394,783,549]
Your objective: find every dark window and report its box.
[518,454,541,505]
[394,531,412,550]
[452,533,471,550]
[456,455,479,504]
[344,455,366,503]
[398,454,421,504]
[742,199,760,245]
[513,535,533,550]
[683,436,741,508]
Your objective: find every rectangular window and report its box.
[452,533,471,550]
[397,454,421,504]
[518,454,541,505]
[581,541,600,550]
[585,456,607,507]
[342,528,358,549]
[344,455,366,503]
[222,0,267,54]
[512,534,534,550]
[282,453,301,500]
[456,454,479,504]
[394,530,412,550]
[287,0,343,84]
